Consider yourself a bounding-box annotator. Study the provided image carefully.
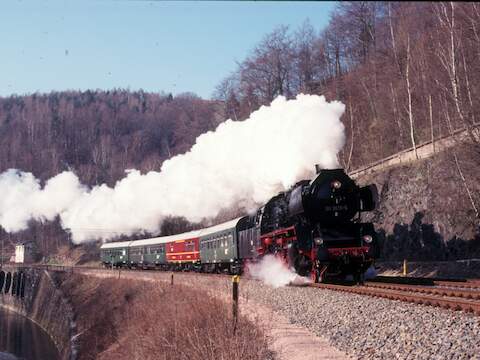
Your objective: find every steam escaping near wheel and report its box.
[0,94,346,243]
[246,255,312,288]
[364,266,378,280]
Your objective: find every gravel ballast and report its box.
[239,281,480,360]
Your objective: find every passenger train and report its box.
[100,168,379,283]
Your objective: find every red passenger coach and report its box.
[166,237,200,269]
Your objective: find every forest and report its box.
[0,2,479,261]
[214,2,480,171]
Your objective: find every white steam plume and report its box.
[246,255,312,288]
[0,94,345,243]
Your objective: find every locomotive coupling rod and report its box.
[232,275,240,334]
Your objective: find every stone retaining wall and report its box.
[349,124,479,179]
[0,266,75,360]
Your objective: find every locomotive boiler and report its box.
[255,167,378,283]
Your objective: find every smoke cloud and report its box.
[246,255,312,288]
[0,94,345,243]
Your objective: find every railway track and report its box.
[309,280,480,315]
[365,281,480,300]
[434,280,480,290]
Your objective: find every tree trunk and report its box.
[443,96,479,220]
[405,36,418,159]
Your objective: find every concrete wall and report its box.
[0,266,76,360]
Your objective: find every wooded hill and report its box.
[215,2,480,170]
[0,1,478,261]
[0,91,222,185]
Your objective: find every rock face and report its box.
[0,267,74,360]
[355,144,480,261]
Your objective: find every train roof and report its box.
[99,217,245,250]
[200,217,243,236]
[129,229,204,247]
[100,240,132,249]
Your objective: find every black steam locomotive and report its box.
[242,167,379,283]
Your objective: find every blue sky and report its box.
[0,1,335,99]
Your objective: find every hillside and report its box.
[216,2,480,171]
[1,1,479,262]
[0,90,223,185]
[356,142,480,260]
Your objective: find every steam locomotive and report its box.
[100,167,378,283]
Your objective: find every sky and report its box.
[0,1,335,99]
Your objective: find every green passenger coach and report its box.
[100,241,131,267]
[199,218,242,274]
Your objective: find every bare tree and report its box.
[405,35,418,159]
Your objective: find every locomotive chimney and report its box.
[315,164,321,174]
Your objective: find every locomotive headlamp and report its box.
[363,235,373,243]
[314,237,324,245]
[331,180,342,189]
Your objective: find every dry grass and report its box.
[56,274,271,360]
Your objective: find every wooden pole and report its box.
[232,275,240,334]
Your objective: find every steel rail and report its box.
[309,282,480,315]
[433,280,480,290]
[365,282,480,300]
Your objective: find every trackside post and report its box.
[403,259,408,276]
[232,275,240,333]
